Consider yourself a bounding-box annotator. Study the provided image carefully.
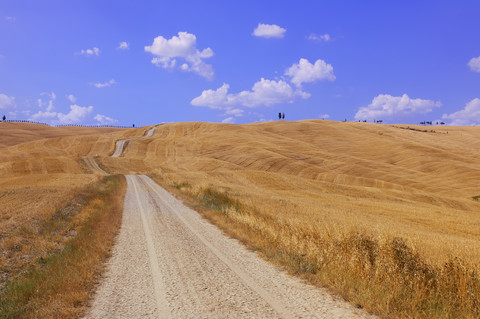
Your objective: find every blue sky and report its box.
[1,1,480,126]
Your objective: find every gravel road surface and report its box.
[144,126,157,137]
[111,139,131,157]
[81,156,107,175]
[111,126,157,157]
[83,175,374,318]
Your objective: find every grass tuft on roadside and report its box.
[0,175,126,319]
[160,178,480,319]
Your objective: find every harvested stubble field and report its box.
[1,120,480,318]
[109,120,480,318]
[0,122,136,317]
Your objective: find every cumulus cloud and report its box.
[222,117,235,124]
[94,114,118,125]
[92,79,116,88]
[30,104,93,125]
[285,58,335,87]
[354,94,441,121]
[307,33,331,42]
[468,56,480,72]
[67,94,76,103]
[191,78,309,111]
[145,32,214,80]
[0,93,15,109]
[118,41,130,50]
[79,47,100,56]
[253,23,286,38]
[442,98,480,126]
[319,114,330,119]
[5,16,15,22]
[38,92,56,111]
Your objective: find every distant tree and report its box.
[133,124,135,128]
[282,113,285,119]
[278,112,282,120]
[2,115,5,121]
[440,122,445,125]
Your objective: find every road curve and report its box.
[111,139,131,157]
[84,175,374,319]
[81,156,108,175]
[111,126,158,157]
[144,126,157,138]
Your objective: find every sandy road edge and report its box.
[129,175,171,318]
[140,175,296,318]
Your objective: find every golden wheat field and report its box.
[2,120,480,317]
[104,120,480,264]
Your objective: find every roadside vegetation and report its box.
[0,175,126,319]
[155,175,480,319]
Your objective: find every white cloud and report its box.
[468,56,480,72]
[319,114,330,119]
[192,78,309,111]
[92,79,116,88]
[79,47,100,56]
[5,16,16,22]
[145,32,214,80]
[191,84,229,109]
[442,98,480,126]
[225,108,244,117]
[0,93,15,109]
[94,114,118,125]
[354,94,441,121]
[308,33,331,42]
[222,117,235,124]
[253,23,286,38]
[67,94,76,103]
[285,58,335,87]
[30,104,93,125]
[118,41,130,50]
[38,92,56,111]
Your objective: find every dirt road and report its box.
[111,126,157,157]
[81,156,107,175]
[111,139,131,157]
[144,126,158,137]
[84,175,374,318]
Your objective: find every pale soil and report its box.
[81,156,107,175]
[111,139,132,157]
[111,125,157,157]
[144,126,158,138]
[83,175,374,319]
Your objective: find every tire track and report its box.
[129,175,171,319]
[85,175,375,318]
[111,126,159,157]
[81,156,108,175]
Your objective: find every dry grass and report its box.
[2,120,480,318]
[157,178,480,318]
[0,174,98,286]
[0,122,126,148]
[0,175,126,319]
[141,121,480,318]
